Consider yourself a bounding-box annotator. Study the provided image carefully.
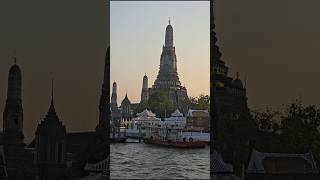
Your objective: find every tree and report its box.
[189,94,210,110]
[133,100,148,115]
[216,108,257,176]
[147,91,174,118]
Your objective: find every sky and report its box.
[0,0,107,143]
[110,1,210,105]
[214,0,320,111]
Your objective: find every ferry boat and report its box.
[143,109,208,148]
[126,109,160,138]
[144,138,206,148]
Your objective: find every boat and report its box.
[180,131,210,145]
[144,138,206,148]
[126,109,159,138]
[143,109,208,148]
[110,137,126,143]
[110,126,127,143]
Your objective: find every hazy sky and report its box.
[110,1,210,105]
[0,0,107,143]
[214,0,320,110]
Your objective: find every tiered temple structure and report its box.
[1,59,28,179]
[3,59,24,146]
[140,74,149,103]
[150,19,188,108]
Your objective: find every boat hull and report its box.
[110,137,126,143]
[144,139,206,148]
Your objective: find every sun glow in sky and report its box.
[110,1,210,105]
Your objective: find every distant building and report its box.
[186,109,210,132]
[120,93,133,127]
[140,74,149,103]
[246,149,319,180]
[110,81,121,135]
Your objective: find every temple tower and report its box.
[153,19,181,89]
[140,74,149,103]
[97,47,110,131]
[3,59,24,146]
[111,81,118,110]
[151,19,188,108]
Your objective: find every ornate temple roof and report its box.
[136,109,156,118]
[211,151,234,173]
[171,109,183,117]
[35,80,66,136]
[121,93,131,105]
[247,149,319,174]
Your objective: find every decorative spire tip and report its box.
[51,78,54,106]
[13,49,17,64]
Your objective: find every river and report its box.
[110,141,210,179]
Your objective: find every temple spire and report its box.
[165,18,173,47]
[50,78,55,109]
[13,49,17,64]
[103,47,109,87]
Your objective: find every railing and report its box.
[84,156,109,173]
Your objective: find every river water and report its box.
[110,140,210,179]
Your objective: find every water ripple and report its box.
[110,142,209,179]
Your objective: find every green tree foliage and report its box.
[147,91,174,118]
[133,100,148,116]
[250,100,320,155]
[216,99,320,176]
[189,94,210,110]
[278,101,320,154]
[179,96,191,115]
[216,108,257,176]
